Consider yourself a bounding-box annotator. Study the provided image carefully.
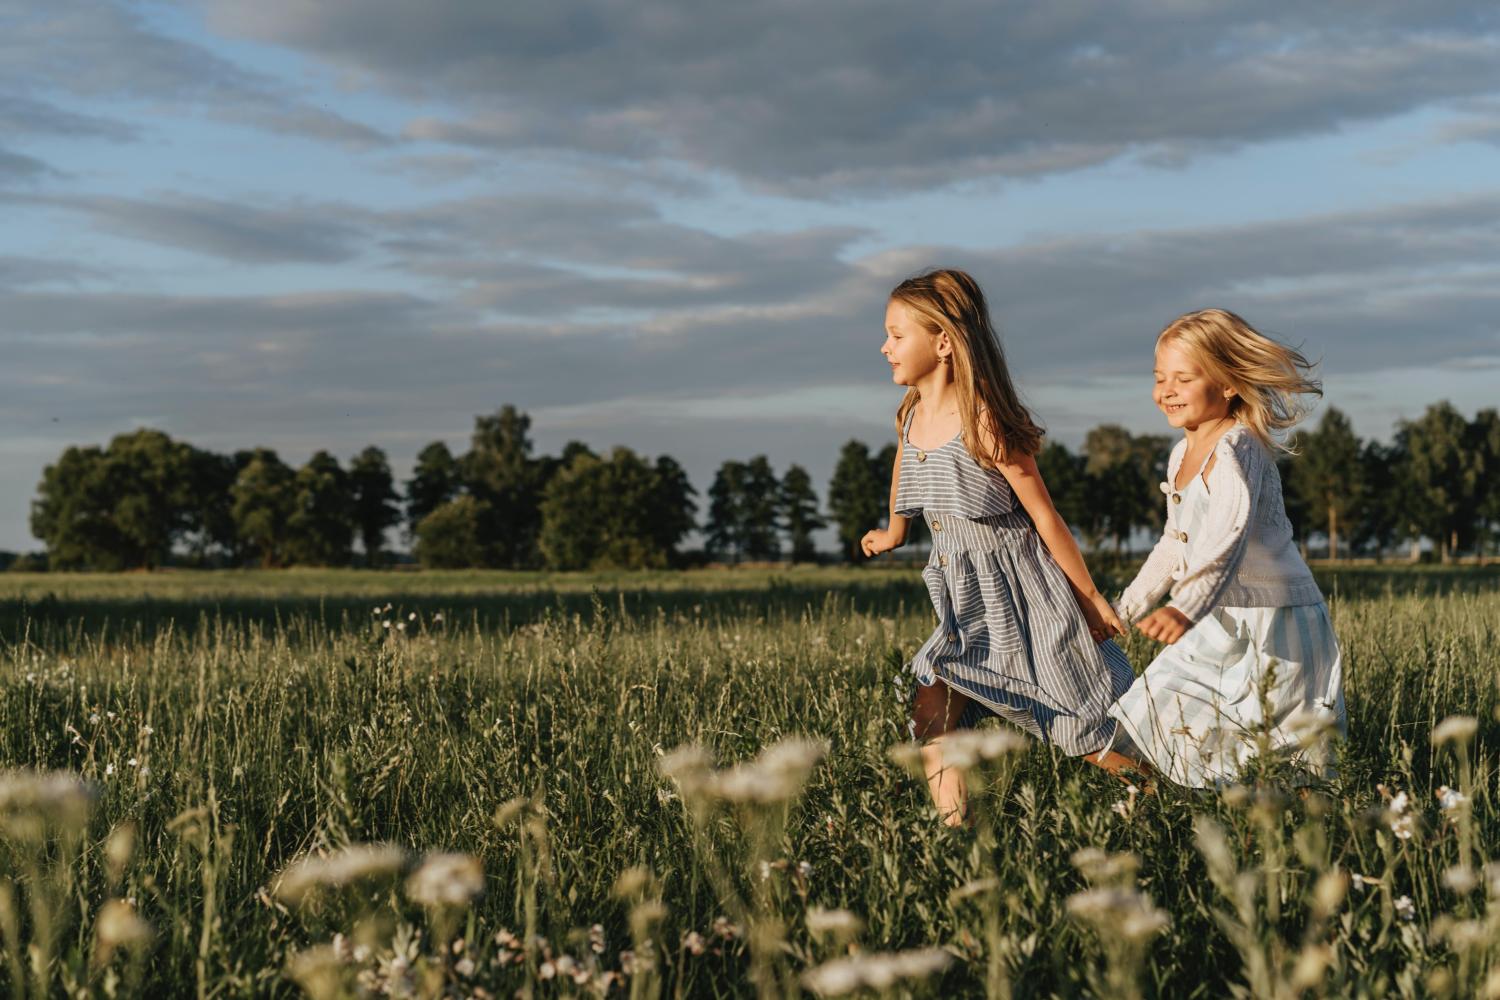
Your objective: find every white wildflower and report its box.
[432,613,444,623]
[1437,785,1469,813]
[1432,715,1478,747]
[89,713,101,725]
[1444,865,1479,894]
[806,907,863,939]
[589,924,606,954]
[405,852,485,908]
[454,957,475,977]
[707,737,828,804]
[1066,888,1170,942]
[105,763,115,777]
[382,621,392,629]
[801,948,951,995]
[396,622,406,632]
[938,728,1028,770]
[94,898,152,950]
[273,844,407,904]
[797,860,813,879]
[682,931,706,955]
[0,769,95,829]
[408,612,417,621]
[1394,895,1416,922]
[1071,848,1141,886]
[1350,873,1378,891]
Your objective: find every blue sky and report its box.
[4,1,1499,551]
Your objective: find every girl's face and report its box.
[1154,339,1234,430]
[881,299,950,386]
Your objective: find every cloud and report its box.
[0,0,389,150]
[0,147,54,182]
[0,255,105,288]
[0,94,135,141]
[4,192,371,264]
[205,0,1500,192]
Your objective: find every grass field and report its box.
[1,564,1498,998]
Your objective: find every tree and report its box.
[705,461,748,563]
[1401,402,1479,562]
[1471,409,1500,561]
[464,406,543,567]
[1289,408,1363,559]
[648,455,697,562]
[30,429,198,570]
[1083,425,1147,558]
[30,445,126,570]
[1036,441,1091,541]
[231,449,296,567]
[406,442,460,541]
[827,441,884,561]
[286,451,356,566]
[181,447,250,566]
[538,447,691,570]
[414,496,487,569]
[1348,439,1413,560]
[349,446,402,565]
[780,465,825,563]
[740,455,782,562]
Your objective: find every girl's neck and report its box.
[1182,413,1236,453]
[915,369,957,415]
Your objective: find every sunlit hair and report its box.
[1156,308,1322,450]
[890,269,1042,468]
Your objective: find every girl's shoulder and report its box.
[1210,423,1270,481]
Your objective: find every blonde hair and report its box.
[1156,308,1322,449]
[890,268,1042,468]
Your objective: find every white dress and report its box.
[1108,458,1346,788]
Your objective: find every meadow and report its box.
[1,563,1498,998]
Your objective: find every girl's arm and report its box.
[860,439,910,557]
[993,441,1124,637]
[1164,433,1263,623]
[1117,529,1177,624]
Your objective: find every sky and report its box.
[4,1,1500,552]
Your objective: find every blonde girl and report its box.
[861,269,1138,827]
[1109,308,1346,788]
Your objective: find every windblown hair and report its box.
[890,268,1042,468]
[1157,308,1322,450]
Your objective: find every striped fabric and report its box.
[1108,471,1346,787]
[896,412,1134,756]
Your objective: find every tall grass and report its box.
[0,567,1496,996]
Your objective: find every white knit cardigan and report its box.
[1116,423,1324,624]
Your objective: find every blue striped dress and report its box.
[895,414,1135,756]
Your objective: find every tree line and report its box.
[21,400,1500,571]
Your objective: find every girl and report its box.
[861,269,1139,826]
[1108,308,1346,788]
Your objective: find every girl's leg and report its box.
[1082,726,1156,786]
[911,678,971,827]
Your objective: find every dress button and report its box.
[938,555,947,567]
[916,450,927,462]
[947,632,957,644]
[931,518,943,532]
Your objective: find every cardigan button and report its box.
[1178,530,1189,542]
[1171,494,1182,504]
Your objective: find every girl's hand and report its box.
[1138,607,1192,644]
[1079,591,1127,643]
[860,527,902,558]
